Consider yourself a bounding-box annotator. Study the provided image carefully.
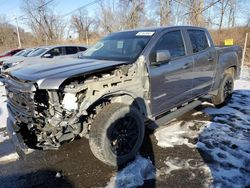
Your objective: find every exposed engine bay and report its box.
[6,61,149,149]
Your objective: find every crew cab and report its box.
[5,26,242,166]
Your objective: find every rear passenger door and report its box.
[187,29,216,97]
[149,30,194,116]
[65,46,79,57]
[46,47,64,57]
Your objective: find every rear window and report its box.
[79,47,87,52]
[65,47,78,54]
[10,49,21,55]
[188,30,209,53]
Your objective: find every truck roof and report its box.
[116,25,207,33]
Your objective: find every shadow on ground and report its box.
[1,90,250,187]
[197,90,250,187]
[0,169,73,188]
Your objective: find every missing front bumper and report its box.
[6,114,34,158]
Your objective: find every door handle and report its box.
[208,57,214,61]
[182,63,192,69]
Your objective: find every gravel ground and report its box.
[0,109,213,188]
[0,67,249,188]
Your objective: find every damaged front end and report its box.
[6,77,84,150]
[6,60,149,152]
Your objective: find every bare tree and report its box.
[172,0,220,26]
[155,0,171,26]
[99,0,146,33]
[121,0,145,29]
[227,0,236,27]
[22,0,65,44]
[218,0,230,30]
[98,0,122,33]
[0,16,35,51]
[71,9,98,44]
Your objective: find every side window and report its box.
[153,30,186,59]
[48,47,63,56]
[79,47,87,52]
[188,30,209,53]
[65,47,78,54]
[10,50,19,55]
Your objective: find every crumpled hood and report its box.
[9,57,129,89]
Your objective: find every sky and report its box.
[0,0,249,32]
[0,0,99,31]
[0,0,98,17]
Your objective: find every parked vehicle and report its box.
[0,48,36,77]
[5,26,242,166]
[0,48,23,58]
[2,45,87,71]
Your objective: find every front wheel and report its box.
[212,73,234,106]
[89,103,145,166]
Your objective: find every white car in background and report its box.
[0,48,35,76]
[1,45,87,72]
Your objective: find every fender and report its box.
[211,51,238,91]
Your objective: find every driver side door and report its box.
[149,30,194,116]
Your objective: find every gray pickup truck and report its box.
[5,26,242,166]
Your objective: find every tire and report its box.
[89,103,145,166]
[212,73,234,106]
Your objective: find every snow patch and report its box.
[156,157,212,186]
[199,89,250,187]
[0,132,19,163]
[154,121,209,148]
[0,81,19,163]
[0,153,19,163]
[0,82,8,129]
[240,66,250,81]
[154,67,250,187]
[0,130,8,143]
[106,155,155,188]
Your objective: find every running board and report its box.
[155,100,202,126]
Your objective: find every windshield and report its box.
[14,50,25,56]
[27,48,47,57]
[83,31,154,61]
[23,49,35,57]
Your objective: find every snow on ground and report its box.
[154,120,209,148]
[199,89,250,187]
[106,155,155,188]
[154,67,250,187]
[0,67,250,187]
[156,157,212,187]
[0,80,8,129]
[0,81,19,163]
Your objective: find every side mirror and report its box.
[151,50,171,66]
[156,50,171,63]
[43,53,53,58]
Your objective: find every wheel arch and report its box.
[211,51,238,92]
[88,91,150,119]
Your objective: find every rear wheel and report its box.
[212,73,234,106]
[89,103,145,166]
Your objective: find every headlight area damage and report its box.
[6,63,149,150]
